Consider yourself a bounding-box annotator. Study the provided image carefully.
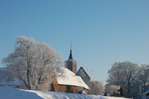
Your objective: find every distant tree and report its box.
[104,84,120,96]
[136,64,149,94]
[88,81,104,95]
[0,67,14,82]
[107,61,139,97]
[2,36,64,90]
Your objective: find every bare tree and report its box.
[2,36,64,90]
[88,81,104,95]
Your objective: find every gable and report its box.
[76,67,91,84]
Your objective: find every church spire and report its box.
[65,45,77,73]
[68,48,73,59]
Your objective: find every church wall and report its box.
[51,80,84,93]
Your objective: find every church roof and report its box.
[77,67,91,81]
[56,68,89,89]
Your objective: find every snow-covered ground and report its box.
[0,86,44,99]
[0,86,130,99]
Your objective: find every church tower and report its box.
[65,49,77,73]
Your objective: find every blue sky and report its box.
[0,0,149,82]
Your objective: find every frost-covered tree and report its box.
[2,36,64,90]
[136,65,149,94]
[107,61,139,97]
[88,81,104,95]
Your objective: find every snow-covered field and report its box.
[0,86,130,99]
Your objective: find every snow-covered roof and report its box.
[56,68,89,89]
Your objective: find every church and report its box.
[50,49,91,93]
[65,49,91,85]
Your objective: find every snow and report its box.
[57,68,89,89]
[48,92,131,99]
[0,86,131,99]
[0,86,43,99]
[23,89,53,99]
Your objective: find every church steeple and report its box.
[65,48,77,73]
[68,48,73,59]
